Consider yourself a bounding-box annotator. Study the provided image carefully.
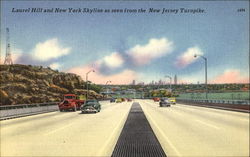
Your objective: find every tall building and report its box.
[174,75,177,85]
[132,80,136,85]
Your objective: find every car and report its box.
[116,98,122,103]
[127,98,132,102]
[169,97,176,105]
[110,98,116,103]
[121,98,126,102]
[81,99,101,113]
[159,98,171,107]
[153,97,160,102]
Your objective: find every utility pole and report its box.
[165,75,172,92]
[86,70,95,100]
[194,54,208,100]
[105,80,111,97]
[4,28,13,65]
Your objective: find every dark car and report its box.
[110,98,116,103]
[81,99,101,113]
[159,98,171,107]
[121,98,126,102]
[127,98,132,102]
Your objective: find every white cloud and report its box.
[32,38,71,61]
[175,46,204,68]
[101,52,124,68]
[126,38,173,66]
[68,65,137,84]
[49,62,61,70]
[210,69,249,84]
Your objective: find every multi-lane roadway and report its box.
[1,100,249,156]
[139,99,249,157]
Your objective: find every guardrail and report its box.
[176,98,250,112]
[176,98,250,105]
[0,102,59,120]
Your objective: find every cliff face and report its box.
[0,64,103,105]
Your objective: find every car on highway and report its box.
[121,98,126,102]
[153,97,160,102]
[127,98,132,102]
[169,97,176,105]
[81,99,101,113]
[159,98,171,107]
[116,98,122,103]
[110,98,116,103]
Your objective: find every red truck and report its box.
[58,94,84,112]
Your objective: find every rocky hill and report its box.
[0,64,103,105]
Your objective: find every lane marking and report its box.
[44,122,75,136]
[140,102,182,157]
[195,120,220,130]
[97,103,132,156]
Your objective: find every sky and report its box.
[1,1,249,85]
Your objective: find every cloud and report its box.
[126,38,173,66]
[68,65,137,85]
[103,52,124,68]
[49,62,61,70]
[32,38,71,61]
[178,72,204,84]
[175,46,203,68]
[97,52,124,70]
[210,69,249,84]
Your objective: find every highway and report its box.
[1,101,132,157]
[139,99,249,157]
[1,99,249,157]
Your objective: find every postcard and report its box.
[0,0,249,157]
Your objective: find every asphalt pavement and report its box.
[1,99,249,157]
[139,99,250,157]
[1,101,132,156]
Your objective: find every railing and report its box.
[176,98,250,105]
[0,102,59,120]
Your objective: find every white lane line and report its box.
[195,120,220,130]
[141,103,182,157]
[97,103,132,156]
[44,123,75,136]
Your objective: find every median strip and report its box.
[111,102,166,157]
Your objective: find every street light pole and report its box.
[165,75,172,92]
[86,70,95,100]
[105,80,111,97]
[194,54,208,99]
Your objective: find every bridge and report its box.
[1,100,249,156]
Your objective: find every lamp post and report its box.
[86,70,95,100]
[194,54,208,99]
[105,80,111,97]
[165,75,172,92]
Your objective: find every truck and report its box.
[58,94,85,112]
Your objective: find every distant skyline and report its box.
[1,1,249,84]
